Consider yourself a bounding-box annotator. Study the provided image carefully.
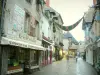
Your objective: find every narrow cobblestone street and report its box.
[32,58,98,75]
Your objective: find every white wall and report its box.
[69,43,78,50]
[41,15,50,38]
[54,25,63,45]
[3,0,41,45]
[63,39,69,50]
[77,42,85,52]
[86,48,93,65]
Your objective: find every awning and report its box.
[1,37,46,51]
[42,39,52,45]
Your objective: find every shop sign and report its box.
[9,41,28,48]
[1,37,46,51]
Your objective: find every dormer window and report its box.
[50,12,56,15]
[53,17,58,20]
[36,0,45,5]
[45,10,50,18]
[26,0,33,4]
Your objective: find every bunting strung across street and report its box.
[58,17,83,31]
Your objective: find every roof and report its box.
[43,6,64,25]
[63,32,78,45]
[82,7,95,30]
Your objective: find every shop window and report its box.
[36,23,41,40]
[45,51,48,60]
[31,51,39,66]
[33,51,37,65]
[8,47,25,72]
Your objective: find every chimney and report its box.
[46,0,50,7]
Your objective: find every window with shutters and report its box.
[28,17,37,37]
[24,12,36,37]
[36,22,40,40]
[29,25,36,36]
[24,13,30,34]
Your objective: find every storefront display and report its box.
[24,50,40,74]
[7,47,25,75]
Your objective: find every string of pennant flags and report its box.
[40,0,84,31]
[57,17,83,31]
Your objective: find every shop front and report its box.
[0,37,46,75]
[42,39,52,66]
[24,49,41,74]
[54,45,60,61]
[59,42,64,59]
[7,46,25,75]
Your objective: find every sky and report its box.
[50,0,93,41]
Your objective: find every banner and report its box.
[57,17,83,31]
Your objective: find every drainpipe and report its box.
[0,0,6,75]
[0,0,5,40]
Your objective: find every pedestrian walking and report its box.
[66,55,69,62]
[76,56,78,62]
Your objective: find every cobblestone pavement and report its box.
[30,58,98,75]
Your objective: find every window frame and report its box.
[24,12,36,37]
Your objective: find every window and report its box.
[36,23,40,40]
[24,13,30,33]
[45,10,50,18]
[24,12,36,37]
[8,47,25,71]
[29,25,36,36]
[36,0,42,11]
[26,0,32,4]
[30,50,40,66]
[99,23,100,36]
[97,0,100,4]
[33,51,38,65]
[96,22,100,36]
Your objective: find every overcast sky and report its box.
[50,0,93,41]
